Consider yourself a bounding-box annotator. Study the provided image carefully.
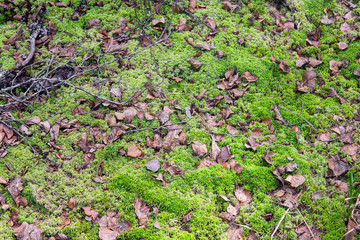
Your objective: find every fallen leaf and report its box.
[68,198,76,209]
[241,72,258,82]
[192,141,207,156]
[341,144,358,156]
[340,22,352,35]
[206,17,217,29]
[127,145,142,158]
[182,211,193,223]
[320,15,333,25]
[86,18,101,29]
[217,146,233,163]
[8,178,23,202]
[172,76,183,82]
[234,187,251,205]
[328,155,350,177]
[26,116,41,125]
[187,57,204,69]
[285,174,306,187]
[145,159,161,172]
[338,42,348,50]
[0,177,7,185]
[154,221,161,230]
[152,17,165,27]
[133,198,150,227]
[13,222,43,240]
[177,17,191,32]
[189,0,196,12]
[83,206,98,221]
[50,123,60,141]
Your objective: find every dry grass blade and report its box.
[271,208,290,240]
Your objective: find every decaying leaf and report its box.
[68,198,76,209]
[192,141,207,156]
[234,187,251,205]
[187,57,204,69]
[285,174,306,187]
[13,222,43,240]
[83,207,99,221]
[133,198,150,227]
[98,211,131,240]
[328,155,350,177]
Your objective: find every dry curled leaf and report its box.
[192,141,207,156]
[145,159,161,172]
[133,198,150,227]
[285,174,306,187]
[187,57,204,69]
[328,155,350,177]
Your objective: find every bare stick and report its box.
[278,106,316,131]
[297,209,315,240]
[271,208,290,240]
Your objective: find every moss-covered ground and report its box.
[1,0,360,239]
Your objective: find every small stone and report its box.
[145,159,161,172]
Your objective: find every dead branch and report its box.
[278,105,316,131]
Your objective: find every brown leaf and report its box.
[83,206,98,221]
[8,178,23,202]
[86,18,101,29]
[102,38,127,54]
[241,72,258,82]
[262,151,274,164]
[271,106,285,124]
[285,174,306,187]
[328,155,350,177]
[205,17,217,29]
[308,27,321,41]
[262,118,274,133]
[192,42,213,51]
[228,86,250,99]
[227,124,239,135]
[302,67,316,92]
[234,187,251,205]
[164,162,184,177]
[329,60,343,74]
[39,121,51,133]
[26,116,41,125]
[50,123,60,141]
[320,15,333,25]
[152,17,165,27]
[187,57,204,69]
[133,198,150,226]
[145,159,161,172]
[68,198,76,209]
[177,17,191,32]
[318,132,330,142]
[341,144,358,156]
[192,141,207,156]
[245,137,259,151]
[189,0,196,12]
[278,60,289,73]
[182,211,193,223]
[340,22,352,35]
[296,57,308,68]
[308,58,323,68]
[227,204,238,216]
[222,1,237,13]
[127,145,142,158]
[338,42,348,50]
[123,107,138,121]
[5,27,22,45]
[217,146,233,163]
[0,177,7,185]
[335,180,349,193]
[172,76,183,82]
[13,222,43,240]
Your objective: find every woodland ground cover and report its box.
[1,0,360,239]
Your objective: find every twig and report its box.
[342,0,357,9]
[14,38,37,70]
[278,106,316,131]
[271,208,290,240]
[233,223,258,233]
[297,209,315,240]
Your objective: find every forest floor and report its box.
[1,0,360,239]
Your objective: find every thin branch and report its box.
[271,208,290,240]
[297,209,315,240]
[278,106,316,131]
